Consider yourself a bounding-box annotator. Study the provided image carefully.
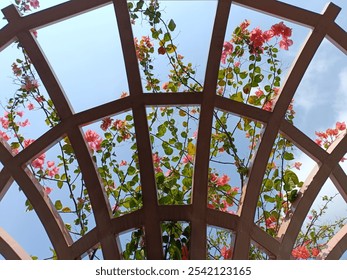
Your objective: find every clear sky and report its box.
[0,0,346,259]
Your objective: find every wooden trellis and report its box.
[0,0,346,259]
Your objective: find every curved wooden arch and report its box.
[0,0,345,259]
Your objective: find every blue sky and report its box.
[0,0,346,259]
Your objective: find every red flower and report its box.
[181,245,189,260]
[292,245,310,259]
[311,247,319,257]
[100,117,112,131]
[221,246,233,259]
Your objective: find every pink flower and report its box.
[326,128,338,136]
[240,20,250,31]
[221,41,234,64]
[84,129,102,152]
[216,174,230,186]
[234,61,240,68]
[120,160,127,166]
[27,103,35,110]
[182,154,193,164]
[262,30,274,41]
[271,22,292,37]
[266,216,277,229]
[165,169,172,177]
[44,187,52,195]
[0,117,9,129]
[154,166,162,173]
[152,153,161,164]
[210,173,218,183]
[162,82,169,91]
[263,100,273,111]
[47,161,55,168]
[279,37,293,50]
[292,246,310,259]
[293,162,302,170]
[29,0,40,9]
[255,89,264,97]
[17,111,24,117]
[307,215,313,220]
[0,131,10,141]
[18,119,30,127]
[250,28,265,50]
[21,78,39,91]
[32,153,46,170]
[336,121,346,131]
[48,166,59,178]
[24,139,35,148]
[100,117,112,131]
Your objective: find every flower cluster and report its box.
[315,121,346,153]
[292,243,320,260]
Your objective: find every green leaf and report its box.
[55,200,62,211]
[230,92,244,102]
[127,166,136,175]
[283,152,294,161]
[61,207,71,213]
[168,19,176,31]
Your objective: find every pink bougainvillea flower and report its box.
[29,0,40,9]
[0,117,9,129]
[48,166,59,178]
[263,100,273,112]
[271,21,292,38]
[152,153,161,164]
[44,186,52,195]
[182,154,193,164]
[292,245,310,259]
[0,131,10,141]
[12,63,22,76]
[250,27,265,50]
[21,77,39,91]
[119,160,127,166]
[326,128,339,137]
[240,20,250,31]
[255,89,264,97]
[27,103,35,110]
[18,119,30,127]
[32,153,46,170]
[210,173,218,183]
[279,38,293,50]
[221,41,234,64]
[216,174,230,186]
[336,121,346,131]
[47,161,55,168]
[100,117,112,131]
[84,129,102,152]
[265,216,277,229]
[24,138,35,148]
[162,82,169,90]
[293,162,302,170]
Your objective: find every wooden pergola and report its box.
[0,0,346,260]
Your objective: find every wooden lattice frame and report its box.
[0,0,346,260]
